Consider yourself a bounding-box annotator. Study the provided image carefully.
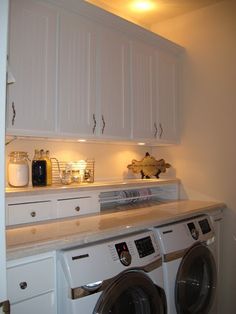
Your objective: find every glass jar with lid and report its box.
[8,151,29,187]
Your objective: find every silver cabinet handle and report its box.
[12,102,16,126]
[75,206,80,212]
[102,115,105,134]
[19,282,27,290]
[92,114,97,134]
[154,122,158,138]
[30,211,36,217]
[159,123,163,139]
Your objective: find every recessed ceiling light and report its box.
[77,139,87,142]
[131,1,156,12]
[138,142,145,146]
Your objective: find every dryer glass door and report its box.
[93,270,165,314]
[175,244,217,314]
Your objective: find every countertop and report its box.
[6,199,225,260]
[5,178,179,197]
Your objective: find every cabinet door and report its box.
[156,50,179,143]
[58,11,97,137]
[131,40,156,140]
[10,293,55,314]
[98,27,131,139]
[7,0,57,135]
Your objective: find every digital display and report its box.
[135,236,155,258]
[199,219,211,234]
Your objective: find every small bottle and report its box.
[45,150,52,186]
[32,149,47,187]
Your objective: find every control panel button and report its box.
[115,242,132,266]
[119,251,132,266]
[187,222,199,240]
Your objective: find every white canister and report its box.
[8,151,29,187]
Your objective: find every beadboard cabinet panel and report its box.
[7,0,57,135]
[131,40,157,140]
[156,50,179,143]
[98,26,131,139]
[58,11,97,136]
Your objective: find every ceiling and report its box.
[86,0,225,29]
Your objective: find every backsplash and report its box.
[5,138,156,185]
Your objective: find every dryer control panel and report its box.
[155,215,215,254]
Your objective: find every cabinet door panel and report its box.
[157,50,178,142]
[10,293,55,314]
[99,27,131,138]
[58,11,97,136]
[7,0,57,134]
[131,40,156,140]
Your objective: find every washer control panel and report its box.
[111,231,160,267]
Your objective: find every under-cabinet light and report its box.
[138,142,145,146]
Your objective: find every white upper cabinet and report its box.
[7,0,57,136]
[98,26,131,139]
[58,16,131,140]
[131,39,180,143]
[131,40,157,140]
[155,50,179,143]
[7,0,182,144]
[58,11,97,137]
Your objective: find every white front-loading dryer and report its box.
[57,230,166,314]
[153,215,218,314]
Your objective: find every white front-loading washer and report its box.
[153,215,218,314]
[57,230,166,314]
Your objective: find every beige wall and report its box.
[152,0,236,312]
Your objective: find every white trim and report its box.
[0,0,8,303]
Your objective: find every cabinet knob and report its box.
[75,206,80,212]
[19,281,27,290]
[30,211,36,217]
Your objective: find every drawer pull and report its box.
[30,211,36,217]
[19,282,27,290]
[75,206,80,212]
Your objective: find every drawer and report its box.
[57,195,99,218]
[7,201,54,225]
[7,258,54,303]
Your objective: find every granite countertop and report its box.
[6,199,225,260]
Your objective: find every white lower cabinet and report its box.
[7,200,54,226]
[10,292,55,314]
[57,193,99,219]
[6,191,100,226]
[7,253,56,314]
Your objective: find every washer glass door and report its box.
[175,244,217,314]
[93,270,165,314]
